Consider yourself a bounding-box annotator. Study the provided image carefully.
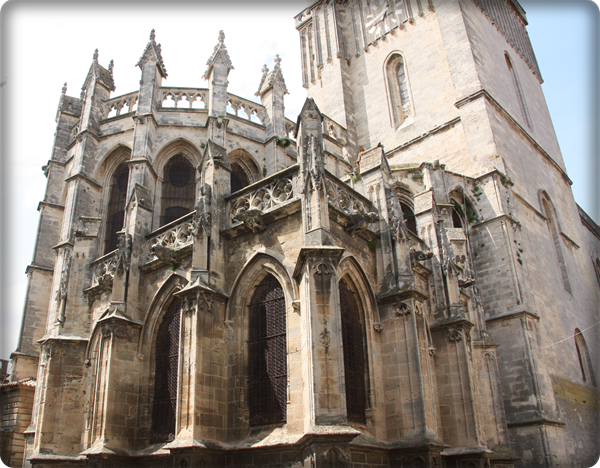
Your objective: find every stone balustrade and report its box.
[160,87,208,109]
[104,91,139,118]
[226,93,266,124]
[229,167,298,225]
[326,175,373,216]
[146,212,195,261]
[88,250,118,293]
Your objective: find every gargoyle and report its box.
[233,208,265,233]
[458,278,476,288]
[410,249,434,266]
[151,244,179,264]
[344,212,379,235]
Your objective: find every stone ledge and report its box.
[485,308,539,324]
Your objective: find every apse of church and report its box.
[2,1,599,468]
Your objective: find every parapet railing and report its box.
[325,173,374,216]
[146,211,196,262]
[160,87,208,109]
[228,166,299,228]
[104,91,140,118]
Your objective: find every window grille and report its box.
[339,278,367,423]
[248,274,287,425]
[104,163,129,254]
[160,155,195,226]
[150,297,181,443]
[231,162,251,194]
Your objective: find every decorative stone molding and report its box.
[192,184,212,237]
[448,329,463,343]
[147,216,194,261]
[312,261,334,276]
[373,322,383,333]
[395,302,411,317]
[197,291,214,314]
[114,231,132,272]
[326,178,369,215]
[90,251,117,292]
[292,300,301,315]
[231,176,294,221]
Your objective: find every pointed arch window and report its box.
[387,54,412,128]
[339,278,367,423]
[151,297,181,443]
[400,202,417,233]
[104,163,129,254]
[248,274,287,425]
[575,328,596,387]
[541,195,571,294]
[160,155,195,226]
[505,52,532,129]
[231,162,251,193]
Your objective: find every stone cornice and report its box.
[37,201,65,211]
[64,172,102,190]
[25,264,54,274]
[485,307,540,324]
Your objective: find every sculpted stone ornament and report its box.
[395,302,411,317]
[458,277,476,288]
[448,329,463,343]
[151,244,179,264]
[114,231,132,272]
[232,207,265,232]
[410,249,434,266]
[344,211,379,235]
[192,184,212,237]
[55,251,72,325]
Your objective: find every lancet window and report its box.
[541,195,571,294]
[248,274,287,425]
[505,52,532,128]
[386,53,412,128]
[104,163,129,254]
[400,202,417,233]
[574,328,596,387]
[339,277,367,423]
[231,162,251,193]
[160,154,195,226]
[150,297,181,443]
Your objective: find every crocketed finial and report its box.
[108,60,114,75]
[261,64,269,75]
[150,29,156,41]
[61,82,67,95]
[274,54,282,67]
[218,30,225,43]
[93,49,98,61]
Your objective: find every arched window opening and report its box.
[400,202,417,233]
[231,162,251,194]
[248,274,287,425]
[150,297,181,443]
[339,278,367,423]
[452,208,463,228]
[505,52,532,129]
[104,163,129,254]
[161,155,195,226]
[387,54,412,129]
[542,196,571,294]
[575,328,596,387]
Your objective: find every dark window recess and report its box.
[231,162,250,193]
[104,163,129,254]
[339,278,367,423]
[150,297,181,443]
[248,274,287,425]
[160,155,194,226]
[162,207,190,226]
[400,202,417,233]
[452,209,463,228]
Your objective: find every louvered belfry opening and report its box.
[248,274,287,425]
[160,154,195,226]
[104,163,130,254]
[150,297,181,443]
[339,278,367,423]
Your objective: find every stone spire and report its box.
[256,54,288,96]
[136,28,168,78]
[81,48,115,92]
[203,30,234,80]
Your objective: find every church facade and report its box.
[2,1,600,467]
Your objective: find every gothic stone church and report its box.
[2,1,600,468]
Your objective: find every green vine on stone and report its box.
[276,136,292,148]
[367,238,378,252]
